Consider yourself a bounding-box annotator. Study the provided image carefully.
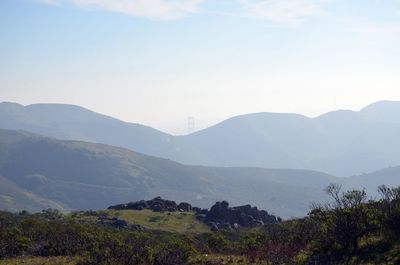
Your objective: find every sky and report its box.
[1,0,400,134]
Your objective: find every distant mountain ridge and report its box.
[0,102,175,157]
[174,101,400,176]
[1,101,400,176]
[1,129,399,217]
[345,166,400,193]
[0,129,338,217]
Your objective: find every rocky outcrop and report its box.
[108,197,192,213]
[97,217,147,231]
[108,197,280,231]
[178,202,192,212]
[203,201,278,230]
[97,216,128,229]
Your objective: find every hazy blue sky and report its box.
[1,0,400,134]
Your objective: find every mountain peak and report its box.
[26,102,87,109]
[0,102,24,110]
[360,100,400,123]
[361,100,400,111]
[316,109,358,121]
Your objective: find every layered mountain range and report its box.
[2,101,400,176]
[0,129,338,217]
[1,101,400,217]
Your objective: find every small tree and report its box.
[310,184,375,259]
[378,185,400,238]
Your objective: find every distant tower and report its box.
[188,116,195,134]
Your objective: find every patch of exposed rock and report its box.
[203,201,279,230]
[108,197,193,212]
[97,216,146,231]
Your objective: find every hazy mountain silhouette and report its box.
[345,166,400,194]
[2,101,400,176]
[0,102,175,157]
[0,129,338,217]
[172,101,400,176]
[359,100,400,124]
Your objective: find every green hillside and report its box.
[0,129,336,217]
[74,209,210,234]
[0,175,66,212]
[0,102,173,159]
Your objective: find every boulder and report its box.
[218,222,232,230]
[178,202,192,212]
[195,214,206,222]
[205,201,278,228]
[200,209,209,215]
[152,205,164,212]
[193,207,202,214]
[112,219,128,229]
[130,224,146,231]
[207,222,219,232]
[97,217,128,229]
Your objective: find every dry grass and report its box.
[106,209,210,234]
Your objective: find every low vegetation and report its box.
[0,256,81,265]
[1,185,400,264]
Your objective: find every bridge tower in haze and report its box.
[188,116,195,134]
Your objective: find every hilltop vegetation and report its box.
[1,186,400,264]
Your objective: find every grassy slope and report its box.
[0,175,66,212]
[75,209,210,234]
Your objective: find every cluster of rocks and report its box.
[97,215,146,231]
[199,201,279,231]
[108,197,280,232]
[108,196,193,212]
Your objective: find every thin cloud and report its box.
[237,0,329,25]
[349,23,400,35]
[35,0,330,23]
[341,16,400,36]
[38,0,205,20]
